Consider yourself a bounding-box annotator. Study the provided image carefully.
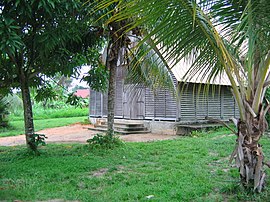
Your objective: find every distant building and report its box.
[74,89,90,99]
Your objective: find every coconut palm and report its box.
[99,0,270,191]
[89,1,174,135]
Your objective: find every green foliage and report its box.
[66,93,87,108]
[84,65,109,93]
[30,133,47,147]
[0,98,9,127]
[87,133,123,149]
[83,49,109,92]
[35,84,58,103]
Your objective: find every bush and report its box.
[0,98,9,127]
[87,133,123,149]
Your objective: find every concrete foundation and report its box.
[89,117,177,135]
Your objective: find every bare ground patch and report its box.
[0,123,179,146]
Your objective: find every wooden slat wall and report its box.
[89,89,96,116]
[89,89,103,117]
[179,85,196,121]
[102,92,108,117]
[154,89,166,118]
[95,91,102,116]
[178,84,239,122]
[131,86,145,119]
[207,87,221,119]
[145,88,155,119]
[165,90,177,118]
[115,80,123,117]
[115,66,124,117]
[222,87,235,120]
[123,85,131,119]
[90,66,239,121]
[196,89,208,120]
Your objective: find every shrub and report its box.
[87,133,123,149]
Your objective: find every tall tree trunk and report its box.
[20,68,37,151]
[107,21,123,135]
[107,57,117,134]
[234,104,268,192]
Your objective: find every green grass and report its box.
[10,107,88,121]
[0,116,88,137]
[1,129,270,201]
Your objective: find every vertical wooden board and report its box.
[180,84,196,121]
[123,85,131,119]
[127,85,144,119]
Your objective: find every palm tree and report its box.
[100,0,270,191]
[90,1,174,136]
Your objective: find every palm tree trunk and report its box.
[234,104,267,192]
[20,69,37,151]
[107,20,125,135]
[107,56,117,134]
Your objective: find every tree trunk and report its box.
[107,21,123,135]
[107,58,117,134]
[20,69,37,151]
[234,105,268,192]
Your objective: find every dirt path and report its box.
[0,123,178,146]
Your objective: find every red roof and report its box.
[74,89,90,99]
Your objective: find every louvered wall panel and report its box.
[115,80,123,117]
[165,90,177,118]
[222,87,235,120]
[208,89,221,119]
[235,101,240,118]
[196,91,208,120]
[102,93,108,117]
[145,88,155,118]
[95,92,102,116]
[89,89,96,116]
[154,89,166,118]
[115,65,124,117]
[180,85,196,121]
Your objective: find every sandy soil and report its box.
[0,123,179,146]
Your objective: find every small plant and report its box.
[30,133,47,147]
[87,133,123,149]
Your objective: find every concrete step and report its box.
[99,122,144,128]
[94,124,146,131]
[88,127,151,135]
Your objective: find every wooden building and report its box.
[89,63,239,123]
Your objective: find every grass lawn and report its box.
[0,116,88,137]
[1,129,270,201]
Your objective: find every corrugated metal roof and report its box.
[171,60,232,86]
